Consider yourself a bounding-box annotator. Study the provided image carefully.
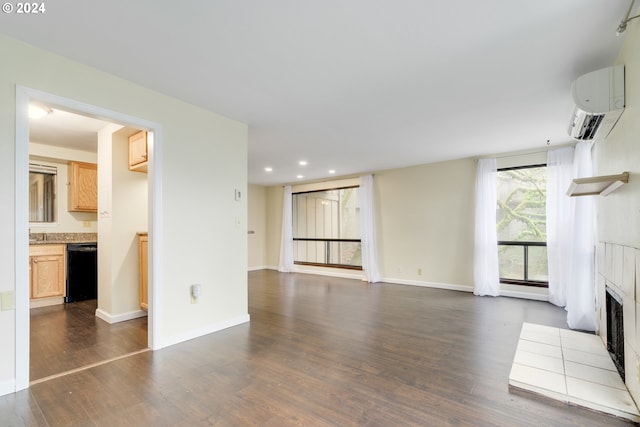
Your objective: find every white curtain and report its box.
[546,147,575,307]
[566,141,597,331]
[359,175,381,283]
[473,158,500,296]
[278,185,295,273]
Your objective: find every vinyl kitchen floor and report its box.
[509,322,639,423]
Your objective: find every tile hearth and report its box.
[509,323,639,423]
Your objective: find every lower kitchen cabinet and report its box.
[30,244,66,299]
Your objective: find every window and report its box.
[29,163,57,223]
[496,165,547,286]
[292,186,362,269]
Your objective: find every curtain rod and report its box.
[477,142,576,161]
[281,173,371,188]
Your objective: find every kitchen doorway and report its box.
[15,87,163,390]
[28,113,150,383]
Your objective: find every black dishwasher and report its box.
[65,243,97,303]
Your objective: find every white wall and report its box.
[97,127,148,321]
[592,18,640,404]
[375,159,476,288]
[28,143,97,233]
[111,128,148,316]
[0,34,248,394]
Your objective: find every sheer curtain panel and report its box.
[359,175,381,283]
[278,185,295,273]
[566,141,597,331]
[546,146,575,307]
[473,158,500,296]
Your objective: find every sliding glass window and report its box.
[496,165,548,287]
[292,187,362,269]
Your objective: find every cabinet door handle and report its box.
[33,258,38,263]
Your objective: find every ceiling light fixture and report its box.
[299,160,307,166]
[328,169,336,174]
[617,0,639,35]
[28,103,52,119]
[297,175,304,179]
[264,167,273,172]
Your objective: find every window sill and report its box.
[294,261,362,271]
[500,279,548,288]
[500,283,549,301]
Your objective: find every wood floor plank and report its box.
[30,299,148,382]
[1,270,634,425]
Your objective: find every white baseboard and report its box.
[382,277,473,293]
[0,379,15,397]
[248,265,269,272]
[161,314,250,349]
[95,308,148,324]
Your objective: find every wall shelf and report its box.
[567,172,629,197]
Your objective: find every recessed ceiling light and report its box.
[328,169,336,174]
[29,104,52,119]
[299,160,307,166]
[297,175,304,179]
[264,167,273,172]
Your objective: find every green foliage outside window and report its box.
[497,167,546,242]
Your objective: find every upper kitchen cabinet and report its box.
[68,161,97,212]
[129,130,148,173]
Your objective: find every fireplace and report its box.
[606,286,624,379]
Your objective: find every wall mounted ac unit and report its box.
[568,65,625,141]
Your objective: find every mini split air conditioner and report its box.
[568,65,625,141]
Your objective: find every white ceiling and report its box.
[2,1,634,185]
[29,108,111,152]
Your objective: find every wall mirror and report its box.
[29,163,57,223]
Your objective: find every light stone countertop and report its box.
[29,232,97,245]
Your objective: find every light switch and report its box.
[0,291,15,311]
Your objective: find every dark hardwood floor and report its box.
[2,270,632,426]
[30,299,148,382]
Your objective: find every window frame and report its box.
[292,185,362,270]
[496,163,548,288]
[28,162,57,224]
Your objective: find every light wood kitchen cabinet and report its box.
[129,131,148,173]
[30,244,66,299]
[139,233,148,311]
[68,161,97,212]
